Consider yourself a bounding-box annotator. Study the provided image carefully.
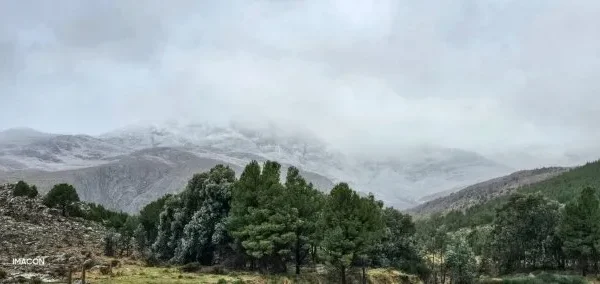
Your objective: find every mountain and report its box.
[408,167,570,216]
[0,123,513,212]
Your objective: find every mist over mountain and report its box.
[0,122,514,212]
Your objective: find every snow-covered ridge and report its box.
[0,123,514,209]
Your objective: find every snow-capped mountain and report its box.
[0,122,514,211]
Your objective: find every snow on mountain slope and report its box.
[0,122,513,211]
[100,122,513,209]
[0,129,129,171]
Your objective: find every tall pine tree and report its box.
[558,186,600,276]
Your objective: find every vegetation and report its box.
[13,158,600,283]
[12,180,38,198]
[43,183,81,216]
[414,160,600,283]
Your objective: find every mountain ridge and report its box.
[0,124,514,212]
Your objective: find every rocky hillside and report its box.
[0,123,514,212]
[0,183,108,283]
[408,167,570,216]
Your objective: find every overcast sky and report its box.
[1,0,599,163]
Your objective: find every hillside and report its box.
[0,124,513,211]
[0,183,108,283]
[0,147,335,213]
[427,159,600,230]
[409,167,570,215]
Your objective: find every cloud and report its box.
[1,0,600,165]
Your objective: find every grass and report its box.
[78,262,420,284]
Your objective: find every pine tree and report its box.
[558,186,600,276]
[173,165,235,265]
[43,183,80,217]
[320,183,384,284]
[12,181,31,197]
[284,166,324,274]
[229,161,297,273]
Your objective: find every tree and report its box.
[445,229,477,284]
[490,193,560,274]
[376,208,429,279]
[12,181,37,198]
[229,161,297,273]
[139,194,172,246]
[27,185,38,198]
[320,183,384,284]
[43,183,80,217]
[558,186,600,276]
[284,166,324,275]
[173,165,236,265]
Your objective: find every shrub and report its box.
[27,185,38,198]
[0,268,7,279]
[217,279,228,284]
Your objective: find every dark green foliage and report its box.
[284,166,325,274]
[139,194,172,244]
[103,231,118,257]
[12,181,38,198]
[558,186,600,276]
[27,185,38,198]
[179,262,202,273]
[228,161,297,273]
[0,268,6,279]
[43,183,80,217]
[376,208,429,278]
[490,193,560,274]
[83,202,129,230]
[320,183,385,284]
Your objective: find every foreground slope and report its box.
[0,184,108,282]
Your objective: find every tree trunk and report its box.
[362,265,367,284]
[341,265,347,284]
[295,236,301,275]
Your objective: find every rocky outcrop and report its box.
[0,183,108,283]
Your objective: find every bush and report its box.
[12,181,38,198]
[0,268,7,279]
[27,185,38,198]
[217,279,228,284]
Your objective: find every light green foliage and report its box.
[445,229,477,284]
[558,186,600,276]
[490,193,560,274]
[43,183,80,217]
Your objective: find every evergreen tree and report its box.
[284,166,324,274]
[27,185,38,198]
[320,183,384,284]
[229,161,297,273]
[12,181,31,197]
[43,183,80,217]
[173,165,236,265]
[152,195,182,261]
[558,186,600,276]
[139,194,172,246]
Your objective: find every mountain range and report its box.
[0,123,516,213]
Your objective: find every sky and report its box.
[1,0,600,165]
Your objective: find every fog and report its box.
[1,0,599,166]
